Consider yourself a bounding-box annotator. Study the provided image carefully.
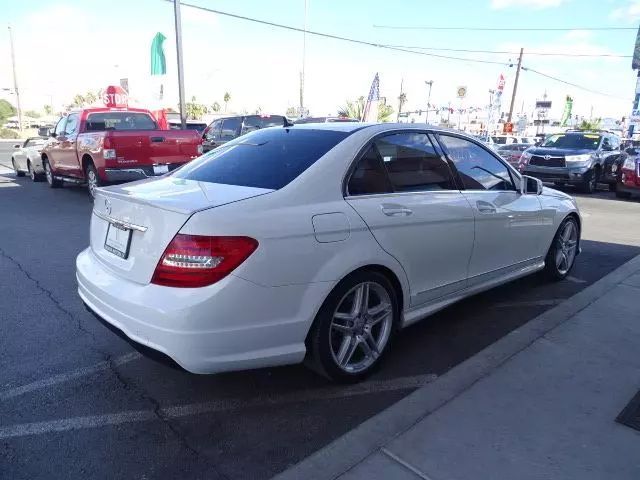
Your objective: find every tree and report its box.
[185,96,208,120]
[211,101,221,113]
[397,92,407,121]
[0,99,16,124]
[223,92,231,112]
[577,118,602,131]
[24,110,41,118]
[43,105,53,116]
[337,96,394,122]
[286,106,297,117]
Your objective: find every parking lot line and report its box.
[0,373,436,440]
[0,352,142,401]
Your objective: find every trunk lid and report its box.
[90,177,273,284]
[105,130,202,166]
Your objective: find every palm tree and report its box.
[337,96,394,122]
[223,92,231,112]
[211,101,221,113]
[43,105,53,116]
[397,92,407,121]
[577,118,602,131]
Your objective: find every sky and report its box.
[1,0,640,121]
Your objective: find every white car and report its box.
[77,123,581,382]
[11,137,47,182]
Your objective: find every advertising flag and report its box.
[151,32,167,76]
[362,73,380,122]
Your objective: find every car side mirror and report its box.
[13,143,21,149]
[521,175,542,195]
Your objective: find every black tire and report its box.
[28,160,43,182]
[544,216,579,281]
[43,158,62,188]
[579,169,598,194]
[12,158,25,177]
[306,270,399,383]
[85,162,103,200]
[615,189,632,199]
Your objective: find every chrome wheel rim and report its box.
[330,282,393,374]
[45,162,53,184]
[29,163,35,180]
[87,170,97,198]
[556,221,578,275]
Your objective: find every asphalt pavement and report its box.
[1,141,639,480]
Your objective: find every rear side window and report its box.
[241,115,285,134]
[439,135,515,191]
[173,128,349,190]
[347,147,393,196]
[85,112,157,131]
[220,118,241,140]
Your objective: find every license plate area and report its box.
[153,164,169,175]
[104,223,132,259]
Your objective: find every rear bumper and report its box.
[102,164,184,183]
[523,164,590,184]
[617,182,640,196]
[76,248,328,374]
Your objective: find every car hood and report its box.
[526,147,595,156]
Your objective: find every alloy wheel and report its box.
[555,221,578,275]
[45,161,53,184]
[329,282,393,374]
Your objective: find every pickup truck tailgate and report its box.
[106,130,201,165]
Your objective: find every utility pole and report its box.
[299,0,308,116]
[425,80,433,124]
[173,0,187,129]
[8,25,22,133]
[396,79,404,122]
[507,47,523,125]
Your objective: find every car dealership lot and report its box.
[1,144,640,479]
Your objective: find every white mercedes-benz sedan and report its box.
[77,123,581,382]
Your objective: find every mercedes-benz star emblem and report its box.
[104,198,112,215]
[544,155,551,160]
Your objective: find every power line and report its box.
[385,44,631,58]
[522,67,631,100]
[373,24,637,31]
[166,0,510,66]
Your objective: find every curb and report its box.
[273,253,640,480]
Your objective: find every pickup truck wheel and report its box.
[44,159,62,188]
[85,163,102,199]
[12,158,25,177]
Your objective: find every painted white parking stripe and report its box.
[0,352,142,401]
[493,299,563,309]
[0,374,436,440]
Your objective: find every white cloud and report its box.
[491,0,566,9]
[563,30,592,41]
[610,0,640,22]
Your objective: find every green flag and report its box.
[150,32,166,76]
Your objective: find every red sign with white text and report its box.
[102,85,129,108]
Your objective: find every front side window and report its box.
[54,117,66,136]
[439,135,515,191]
[85,112,157,131]
[64,113,79,135]
[220,118,241,140]
[206,120,222,141]
[173,128,349,190]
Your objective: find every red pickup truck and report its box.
[616,152,640,199]
[41,107,202,198]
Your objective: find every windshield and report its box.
[85,112,157,131]
[541,134,601,150]
[172,127,350,189]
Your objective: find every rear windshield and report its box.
[85,112,157,131]
[241,115,286,134]
[542,134,600,150]
[172,127,350,189]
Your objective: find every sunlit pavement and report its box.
[1,140,639,479]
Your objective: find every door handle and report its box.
[476,200,497,214]
[381,204,413,217]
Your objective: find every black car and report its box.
[202,114,288,152]
[168,120,208,135]
[520,130,624,193]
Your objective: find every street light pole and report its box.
[8,25,22,133]
[173,0,187,129]
[425,80,433,124]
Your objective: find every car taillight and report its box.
[151,235,258,288]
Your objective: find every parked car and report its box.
[168,119,208,135]
[496,143,530,169]
[11,137,47,182]
[602,146,633,191]
[615,149,640,199]
[520,130,622,193]
[294,116,359,124]
[41,107,203,198]
[488,135,537,147]
[202,114,288,152]
[77,123,580,382]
